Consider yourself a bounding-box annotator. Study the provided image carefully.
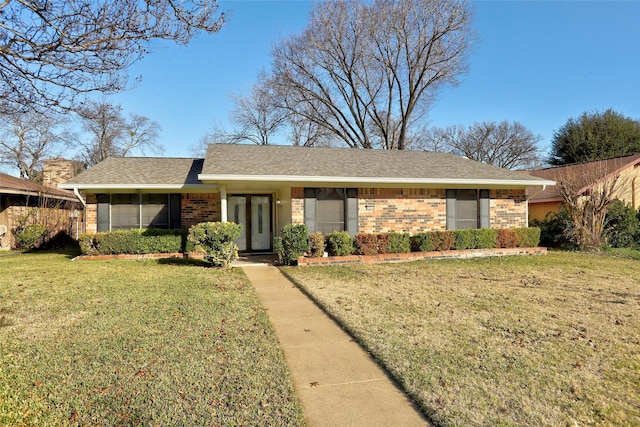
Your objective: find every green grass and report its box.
[283,252,640,426]
[0,251,304,426]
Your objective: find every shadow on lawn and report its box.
[156,257,210,267]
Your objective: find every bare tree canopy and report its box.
[422,121,543,170]
[270,0,474,150]
[0,112,70,180]
[0,0,225,114]
[76,100,162,167]
[214,72,287,145]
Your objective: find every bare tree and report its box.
[76,100,162,167]
[0,1,225,114]
[422,121,543,169]
[217,73,287,145]
[0,112,70,180]
[555,162,629,250]
[270,0,473,150]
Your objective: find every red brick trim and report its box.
[297,247,547,266]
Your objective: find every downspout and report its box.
[220,185,227,222]
[73,188,87,236]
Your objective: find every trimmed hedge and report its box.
[326,231,355,256]
[308,232,325,258]
[275,224,310,266]
[387,232,411,253]
[79,229,187,255]
[513,227,541,247]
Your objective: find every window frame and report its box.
[96,193,181,232]
[446,189,490,230]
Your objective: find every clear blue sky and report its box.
[107,0,640,159]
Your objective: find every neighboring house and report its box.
[0,159,82,249]
[59,144,555,253]
[527,154,640,222]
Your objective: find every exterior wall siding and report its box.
[490,189,527,228]
[291,187,528,234]
[85,194,98,234]
[358,188,447,233]
[181,193,221,228]
[291,187,304,224]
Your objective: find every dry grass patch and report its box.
[0,251,304,426]
[284,252,639,426]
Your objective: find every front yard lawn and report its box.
[0,252,304,426]
[284,251,639,426]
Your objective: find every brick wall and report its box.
[490,189,527,229]
[182,193,221,228]
[358,188,447,233]
[42,159,79,188]
[290,187,528,233]
[291,187,304,224]
[85,194,98,234]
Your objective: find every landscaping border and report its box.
[297,247,547,267]
[73,252,205,261]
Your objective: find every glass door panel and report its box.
[251,196,271,250]
[227,196,247,251]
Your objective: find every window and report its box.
[111,194,139,230]
[446,189,490,230]
[304,188,358,236]
[96,194,181,231]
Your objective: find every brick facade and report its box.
[291,187,304,224]
[85,194,98,234]
[181,193,221,228]
[357,188,447,233]
[291,187,528,234]
[490,189,527,229]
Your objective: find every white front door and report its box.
[251,196,271,251]
[227,195,272,252]
[228,196,247,251]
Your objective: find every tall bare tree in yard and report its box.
[270,0,473,150]
[0,112,70,180]
[422,121,543,169]
[77,100,162,167]
[555,162,629,250]
[0,0,225,114]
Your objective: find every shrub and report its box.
[308,231,325,257]
[15,223,47,250]
[475,228,498,249]
[188,222,242,268]
[355,233,379,256]
[387,232,411,253]
[80,229,186,255]
[497,229,519,248]
[326,231,355,256]
[514,227,541,247]
[411,233,434,252]
[531,210,574,248]
[431,230,454,251]
[276,224,310,265]
[453,229,475,250]
[605,200,639,248]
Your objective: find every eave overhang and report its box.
[198,173,556,188]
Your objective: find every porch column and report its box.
[220,185,227,222]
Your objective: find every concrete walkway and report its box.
[240,261,429,427]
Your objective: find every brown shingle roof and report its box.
[60,145,555,189]
[0,172,76,200]
[200,144,552,185]
[527,154,640,201]
[60,157,204,188]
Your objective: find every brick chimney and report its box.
[42,159,79,188]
